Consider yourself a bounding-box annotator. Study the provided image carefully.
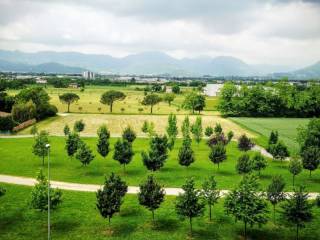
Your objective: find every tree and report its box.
[191,116,203,144]
[141,94,162,114]
[172,85,180,94]
[207,132,228,146]
[227,131,234,143]
[113,139,134,172]
[181,115,190,138]
[269,130,279,145]
[201,176,220,221]
[100,90,126,113]
[97,124,110,159]
[76,141,95,166]
[30,124,38,136]
[65,132,80,158]
[281,186,313,240]
[289,158,302,186]
[269,141,290,161]
[30,169,62,211]
[205,126,213,137]
[73,119,85,133]
[301,146,320,177]
[214,123,222,135]
[96,173,128,225]
[166,113,178,148]
[142,120,149,133]
[163,93,175,106]
[224,174,268,240]
[178,136,195,167]
[122,126,136,144]
[63,124,70,136]
[175,178,205,234]
[141,135,168,171]
[252,152,268,175]
[238,134,254,151]
[267,175,286,223]
[209,144,227,170]
[32,130,49,166]
[236,154,253,174]
[59,93,80,113]
[182,92,206,114]
[138,175,165,221]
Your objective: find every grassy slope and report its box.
[1,183,320,240]
[0,137,319,191]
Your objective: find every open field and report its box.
[0,137,319,191]
[230,117,310,155]
[7,85,219,114]
[1,183,320,240]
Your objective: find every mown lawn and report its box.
[0,183,320,240]
[229,117,310,155]
[0,137,319,192]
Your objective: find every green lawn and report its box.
[0,137,319,192]
[229,118,310,155]
[1,183,320,240]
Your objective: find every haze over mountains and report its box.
[0,49,318,78]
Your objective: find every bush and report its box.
[205,126,214,137]
[11,101,36,123]
[0,116,16,131]
[74,119,85,132]
[122,126,137,143]
[207,133,228,147]
[238,134,254,151]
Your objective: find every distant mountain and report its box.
[0,59,86,74]
[0,49,311,77]
[271,61,320,80]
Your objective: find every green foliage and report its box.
[32,130,49,166]
[141,120,149,133]
[269,131,279,145]
[97,124,110,159]
[298,118,320,150]
[182,92,206,114]
[65,132,80,158]
[238,134,254,151]
[76,141,95,166]
[209,144,227,170]
[30,124,38,136]
[73,119,85,133]
[252,152,267,175]
[100,90,126,113]
[141,94,162,114]
[163,93,175,106]
[181,115,190,138]
[0,186,6,197]
[171,85,180,94]
[138,175,165,220]
[301,146,320,177]
[178,135,195,167]
[288,158,302,186]
[175,178,205,233]
[166,113,178,139]
[96,173,128,224]
[59,93,80,113]
[315,194,320,208]
[30,169,62,211]
[63,124,70,136]
[268,141,290,161]
[191,116,203,144]
[214,123,222,135]
[227,131,234,143]
[0,116,16,131]
[201,176,220,221]
[224,174,269,238]
[142,135,168,171]
[204,126,213,137]
[122,126,136,143]
[236,154,253,174]
[11,101,36,123]
[113,139,134,172]
[267,175,286,222]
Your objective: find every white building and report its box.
[82,71,95,80]
[36,78,47,84]
[203,84,223,97]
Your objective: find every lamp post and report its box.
[45,143,51,240]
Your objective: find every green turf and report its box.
[0,137,319,192]
[1,183,320,240]
[229,117,310,155]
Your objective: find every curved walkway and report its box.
[0,174,318,199]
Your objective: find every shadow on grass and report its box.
[151,218,180,232]
[52,219,81,233]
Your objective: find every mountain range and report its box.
[0,49,318,78]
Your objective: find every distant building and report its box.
[203,84,223,97]
[166,86,172,93]
[82,71,95,80]
[36,78,47,84]
[69,83,79,88]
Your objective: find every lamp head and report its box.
[45,144,50,148]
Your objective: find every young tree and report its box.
[238,134,254,151]
[172,85,180,94]
[201,176,220,221]
[209,144,227,170]
[181,115,190,137]
[227,131,234,143]
[175,178,205,233]
[214,123,223,135]
[65,132,80,158]
[96,173,128,225]
[73,119,85,133]
[166,113,178,148]
[281,186,313,240]
[138,175,165,221]
[32,130,49,166]
[268,130,279,145]
[141,135,168,171]
[269,141,290,161]
[252,152,268,176]
[191,116,203,144]
[141,94,162,114]
[266,175,286,223]
[163,93,175,106]
[122,126,136,144]
[100,90,126,113]
[63,124,70,136]
[288,158,303,186]
[178,135,195,167]
[30,170,62,211]
[97,125,110,159]
[30,124,38,136]
[147,122,156,137]
[113,139,134,172]
[205,126,213,137]
[236,154,253,175]
[141,120,149,134]
[301,146,320,177]
[76,141,95,166]
[59,93,80,113]
[224,174,268,239]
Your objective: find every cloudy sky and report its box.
[0,0,319,67]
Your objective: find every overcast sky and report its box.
[0,0,319,67]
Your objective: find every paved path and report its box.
[0,174,318,199]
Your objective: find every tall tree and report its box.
[96,173,128,225]
[178,135,195,167]
[97,124,110,159]
[181,115,190,138]
[138,175,165,221]
[113,139,134,172]
[100,90,126,113]
[59,93,80,113]
[224,174,268,240]
[32,130,49,166]
[175,178,205,234]
[65,132,80,158]
[209,144,227,170]
[301,146,320,177]
[191,116,203,144]
[236,154,253,175]
[288,158,302,186]
[182,92,206,114]
[122,126,136,144]
[266,175,286,223]
[141,94,162,114]
[76,141,95,166]
[166,113,178,149]
[252,152,268,176]
[201,176,220,221]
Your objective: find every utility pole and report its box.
[46,143,51,240]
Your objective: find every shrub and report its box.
[238,134,254,151]
[122,126,137,143]
[207,133,228,147]
[0,116,16,131]
[205,126,214,137]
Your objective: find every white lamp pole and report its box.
[45,143,51,240]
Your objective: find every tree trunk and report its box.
[110,103,113,113]
[217,163,220,170]
[192,107,194,114]
[209,204,212,221]
[67,103,70,113]
[198,109,200,114]
[189,217,192,234]
[42,155,44,166]
[244,221,247,240]
[108,216,111,226]
[123,164,126,173]
[293,174,295,186]
[296,224,299,240]
[273,204,276,223]
[150,105,153,114]
[310,170,312,178]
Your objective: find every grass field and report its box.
[1,183,320,240]
[230,118,310,155]
[0,137,319,191]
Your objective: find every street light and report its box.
[45,143,51,240]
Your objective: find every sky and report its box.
[0,0,319,67]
